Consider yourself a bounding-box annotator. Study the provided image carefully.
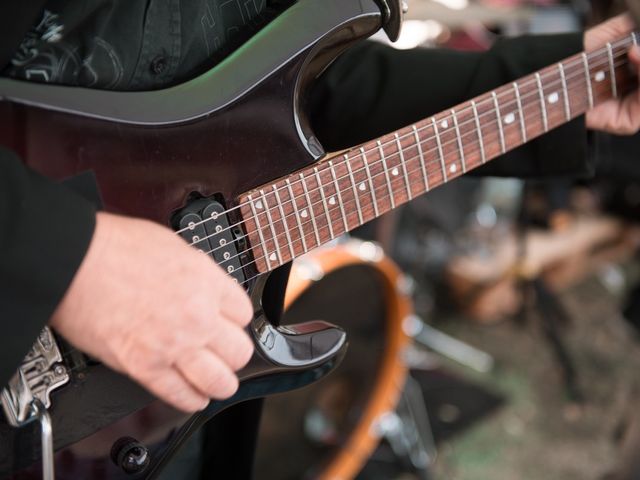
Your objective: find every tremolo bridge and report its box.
[174,198,247,283]
[2,327,68,426]
[1,326,69,480]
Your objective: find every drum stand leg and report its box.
[377,376,437,480]
[406,316,494,373]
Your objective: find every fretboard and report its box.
[240,33,638,273]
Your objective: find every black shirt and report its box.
[3,0,292,90]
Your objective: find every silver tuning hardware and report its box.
[1,326,70,480]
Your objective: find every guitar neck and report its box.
[240,33,638,273]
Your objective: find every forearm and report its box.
[311,32,589,178]
[0,147,95,385]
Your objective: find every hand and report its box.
[50,211,254,412]
[585,14,640,134]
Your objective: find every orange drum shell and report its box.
[284,240,414,480]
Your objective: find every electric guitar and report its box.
[0,0,636,477]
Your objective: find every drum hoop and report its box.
[284,240,413,480]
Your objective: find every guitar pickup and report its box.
[175,199,246,284]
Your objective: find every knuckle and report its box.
[237,298,254,326]
[217,373,239,399]
[232,333,254,371]
[170,390,207,412]
[235,349,253,372]
[201,368,238,399]
[145,371,206,412]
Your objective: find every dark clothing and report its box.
[2,0,292,90]
[311,34,588,178]
[0,1,590,478]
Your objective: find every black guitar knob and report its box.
[111,437,150,474]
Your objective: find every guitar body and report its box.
[0,0,383,478]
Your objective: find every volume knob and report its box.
[111,437,151,474]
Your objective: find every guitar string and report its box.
[199,52,634,270]
[174,34,636,239]
[51,39,637,370]
[174,38,631,236]
[211,56,633,278]
[186,51,633,265]
[183,46,633,261]
[178,40,634,256]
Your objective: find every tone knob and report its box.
[111,437,151,474]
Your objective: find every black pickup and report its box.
[174,198,246,284]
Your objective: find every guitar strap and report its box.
[0,2,48,71]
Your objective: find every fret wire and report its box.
[248,194,272,270]
[492,92,506,154]
[512,82,527,143]
[412,125,429,190]
[300,173,321,246]
[328,160,349,233]
[558,63,571,121]
[260,189,283,265]
[470,100,486,164]
[272,184,294,258]
[451,109,466,173]
[361,147,379,217]
[378,140,396,209]
[535,72,549,132]
[394,133,413,200]
[314,167,334,240]
[582,53,594,110]
[345,153,364,225]
[285,179,308,253]
[606,42,618,98]
[431,117,447,182]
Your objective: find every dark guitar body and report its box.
[0,0,383,477]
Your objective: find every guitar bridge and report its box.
[1,327,69,427]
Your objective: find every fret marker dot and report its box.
[269,253,277,262]
[595,71,605,82]
[391,167,399,176]
[301,209,308,218]
[504,113,515,124]
[328,196,336,205]
[359,183,367,191]
[449,164,457,174]
[255,200,264,210]
[547,92,559,104]
[440,119,449,129]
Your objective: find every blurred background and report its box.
[255,1,640,479]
